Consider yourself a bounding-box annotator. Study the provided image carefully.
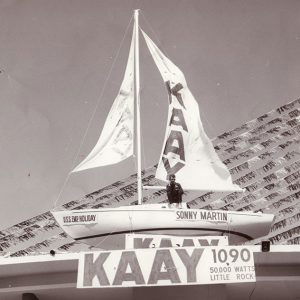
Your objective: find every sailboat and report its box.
[52,10,274,250]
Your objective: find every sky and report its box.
[0,0,299,229]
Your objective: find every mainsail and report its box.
[72,29,135,172]
[142,31,242,192]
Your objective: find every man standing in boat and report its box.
[166,174,184,208]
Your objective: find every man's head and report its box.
[169,174,176,184]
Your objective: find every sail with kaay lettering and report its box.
[142,30,242,192]
[72,28,135,172]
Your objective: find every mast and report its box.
[134,9,143,205]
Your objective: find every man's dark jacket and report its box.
[166,182,183,204]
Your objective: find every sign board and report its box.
[125,234,228,249]
[77,246,255,288]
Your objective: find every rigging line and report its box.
[140,11,168,54]
[248,273,257,300]
[141,125,154,203]
[129,209,133,235]
[137,56,150,204]
[93,233,113,249]
[53,14,134,210]
[140,127,149,203]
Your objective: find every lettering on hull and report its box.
[63,214,97,225]
[176,210,228,223]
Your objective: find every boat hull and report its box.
[52,204,274,249]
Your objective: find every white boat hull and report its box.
[52,204,274,249]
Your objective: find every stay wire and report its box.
[140,115,149,203]
[53,15,134,210]
[140,11,167,54]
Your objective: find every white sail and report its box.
[72,29,135,172]
[142,31,242,192]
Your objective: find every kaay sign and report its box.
[77,246,255,288]
[125,234,228,249]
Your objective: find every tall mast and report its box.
[134,9,143,205]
